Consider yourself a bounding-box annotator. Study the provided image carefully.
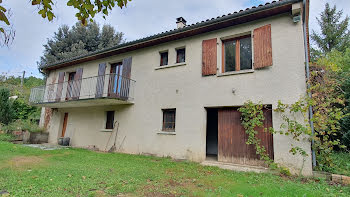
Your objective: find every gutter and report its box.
[302,0,316,167]
[40,0,302,71]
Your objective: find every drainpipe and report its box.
[302,0,316,168]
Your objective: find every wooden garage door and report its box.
[218,108,273,166]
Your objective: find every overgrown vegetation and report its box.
[0,141,348,196]
[0,75,45,136]
[1,119,44,133]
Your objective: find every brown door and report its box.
[61,113,68,137]
[218,108,273,166]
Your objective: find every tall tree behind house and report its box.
[38,21,125,67]
[311,3,350,62]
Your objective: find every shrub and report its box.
[0,133,15,142]
[0,87,15,125]
[1,119,45,133]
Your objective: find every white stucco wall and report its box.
[46,12,312,175]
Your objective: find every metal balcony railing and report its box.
[29,74,135,104]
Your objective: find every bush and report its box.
[0,88,15,125]
[0,133,15,142]
[1,119,45,133]
[341,76,350,149]
[12,98,41,122]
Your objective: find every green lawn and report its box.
[0,141,349,197]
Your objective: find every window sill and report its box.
[157,131,176,135]
[217,69,254,77]
[100,129,113,132]
[155,63,186,70]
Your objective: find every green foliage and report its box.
[316,49,350,72]
[12,98,41,121]
[238,101,274,167]
[329,151,350,176]
[0,141,348,196]
[38,21,124,67]
[0,2,15,47]
[0,133,14,142]
[341,75,350,148]
[30,0,130,25]
[0,87,15,125]
[1,119,44,133]
[275,99,311,157]
[0,75,44,123]
[311,3,350,62]
[308,63,346,171]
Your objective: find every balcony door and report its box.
[108,62,123,98]
[66,72,76,100]
[66,68,83,101]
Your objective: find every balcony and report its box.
[29,74,135,108]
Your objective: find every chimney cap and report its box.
[176,17,187,23]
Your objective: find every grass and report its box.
[0,141,349,197]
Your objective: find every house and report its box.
[30,0,312,175]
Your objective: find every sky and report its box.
[0,0,349,78]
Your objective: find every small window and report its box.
[160,51,168,66]
[222,35,252,72]
[176,48,186,63]
[162,109,176,131]
[105,111,115,129]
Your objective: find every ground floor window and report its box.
[162,109,176,131]
[106,111,115,129]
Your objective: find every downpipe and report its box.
[303,0,317,168]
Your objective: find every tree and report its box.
[311,3,350,62]
[38,21,124,67]
[0,0,130,47]
[0,88,14,125]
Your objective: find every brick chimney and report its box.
[176,17,187,29]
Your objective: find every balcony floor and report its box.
[32,97,133,108]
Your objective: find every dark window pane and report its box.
[106,111,114,129]
[160,52,168,66]
[162,109,176,131]
[224,41,236,72]
[176,48,186,63]
[240,37,252,70]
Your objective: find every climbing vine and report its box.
[238,101,275,167]
[238,99,312,171]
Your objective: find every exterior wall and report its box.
[45,13,312,175]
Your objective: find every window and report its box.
[222,35,252,72]
[160,51,168,66]
[162,109,176,131]
[105,111,115,129]
[176,48,186,63]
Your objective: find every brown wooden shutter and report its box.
[96,63,106,98]
[55,72,65,102]
[121,57,132,100]
[202,38,217,76]
[73,68,83,99]
[253,24,272,69]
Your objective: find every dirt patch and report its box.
[3,156,46,170]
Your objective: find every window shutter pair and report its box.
[201,24,272,75]
[55,68,84,101]
[95,57,132,99]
